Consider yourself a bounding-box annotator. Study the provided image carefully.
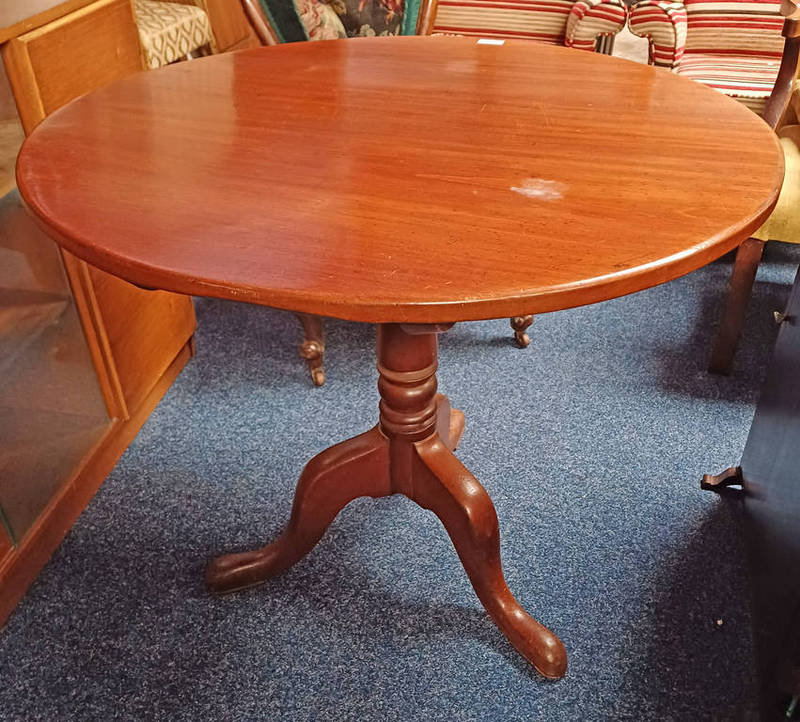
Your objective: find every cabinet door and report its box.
[87,267,196,413]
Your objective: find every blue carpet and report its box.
[2,244,799,721]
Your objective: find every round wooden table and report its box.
[17,37,782,679]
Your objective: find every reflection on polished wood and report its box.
[16,37,783,675]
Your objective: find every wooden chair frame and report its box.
[709,0,800,374]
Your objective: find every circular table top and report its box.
[17,37,783,323]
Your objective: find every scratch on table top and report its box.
[510,178,565,201]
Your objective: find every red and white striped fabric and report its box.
[431,0,626,48]
[683,0,784,55]
[676,52,780,112]
[564,0,628,51]
[628,0,784,114]
[628,0,688,67]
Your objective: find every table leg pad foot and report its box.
[206,547,284,594]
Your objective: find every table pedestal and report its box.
[206,323,567,679]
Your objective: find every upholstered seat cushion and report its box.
[134,0,216,69]
[753,126,800,244]
[676,52,780,114]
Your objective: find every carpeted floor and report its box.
[1,244,799,721]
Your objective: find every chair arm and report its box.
[627,0,687,69]
[565,0,628,52]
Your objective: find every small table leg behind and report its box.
[510,314,534,348]
[295,312,325,386]
[206,322,566,679]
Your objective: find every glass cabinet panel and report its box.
[0,190,111,543]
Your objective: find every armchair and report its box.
[708,0,800,372]
[628,0,784,114]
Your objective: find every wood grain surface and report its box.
[16,36,784,323]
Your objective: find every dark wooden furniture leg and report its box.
[295,312,325,386]
[510,315,534,348]
[701,466,744,492]
[709,237,766,375]
[207,322,566,678]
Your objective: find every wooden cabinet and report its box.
[0,0,196,624]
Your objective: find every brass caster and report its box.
[510,315,533,349]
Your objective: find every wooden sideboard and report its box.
[0,0,196,624]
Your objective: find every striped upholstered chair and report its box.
[627,0,785,114]
[706,0,800,372]
[422,0,628,54]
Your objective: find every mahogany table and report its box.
[16,37,782,679]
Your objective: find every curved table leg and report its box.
[206,426,390,593]
[412,436,567,679]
